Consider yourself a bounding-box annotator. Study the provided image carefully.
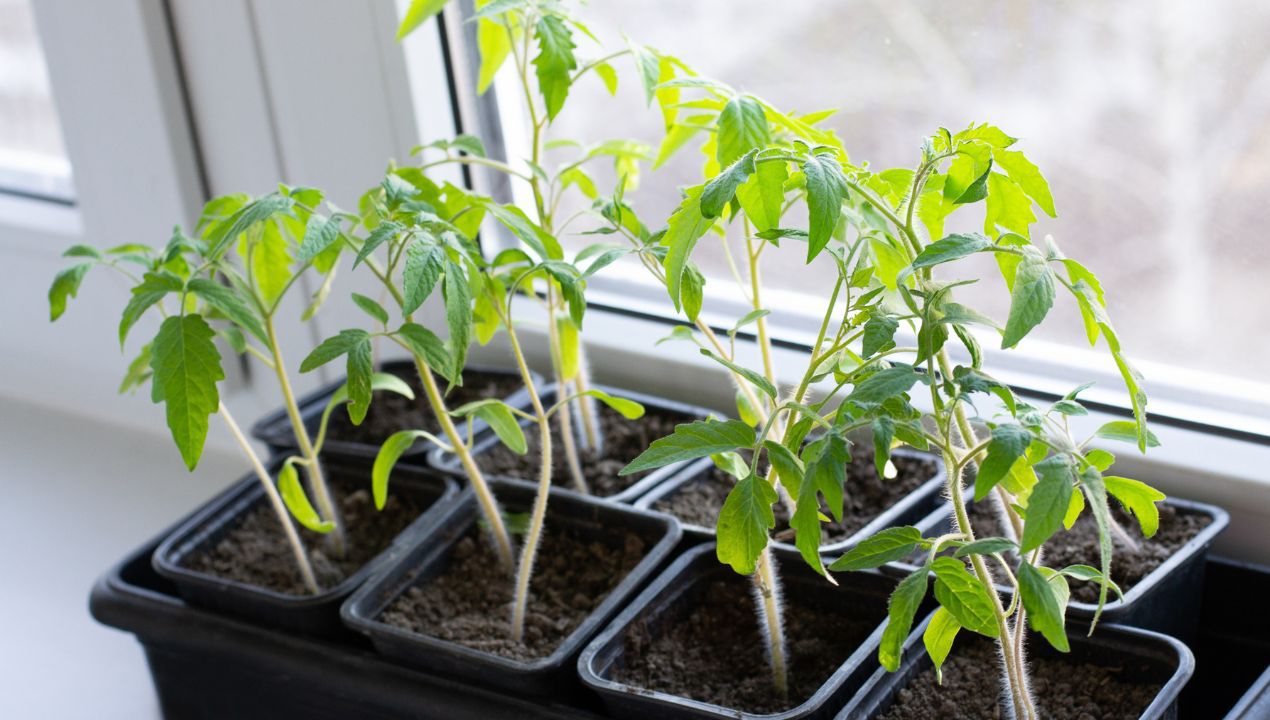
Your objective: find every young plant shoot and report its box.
[338,0,653,643]
[617,65,1160,713]
[48,187,410,594]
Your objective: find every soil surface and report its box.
[380,525,648,661]
[653,452,938,544]
[613,576,882,714]
[876,633,1162,719]
[475,401,697,497]
[184,476,425,595]
[967,500,1211,603]
[324,368,522,449]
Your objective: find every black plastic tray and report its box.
[839,611,1194,719]
[902,496,1228,641]
[91,519,613,718]
[634,448,947,558]
[342,477,683,697]
[250,359,537,463]
[430,382,716,503]
[580,544,899,719]
[152,456,457,636]
[1180,556,1270,719]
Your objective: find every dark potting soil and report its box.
[184,477,424,595]
[324,368,522,448]
[653,452,938,544]
[876,634,1162,719]
[967,500,1211,604]
[379,526,648,661]
[475,402,697,497]
[612,576,881,714]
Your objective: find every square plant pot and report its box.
[91,523,614,718]
[634,448,946,557]
[902,495,1228,641]
[152,456,458,637]
[839,611,1194,720]
[1179,556,1270,718]
[250,359,538,464]
[578,544,900,719]
[341,477,683,697]
[429,383,716,503]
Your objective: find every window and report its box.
[0,0,73,202]
[527,0,1270,395]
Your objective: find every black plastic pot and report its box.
[1180,556,1270,719]
[578,544,898,719]
[152,456,458,637]
[90,521,614,718]
[251,359,537,463]
[904,496,1228,640]
[634,448,947,557]
[430,383,716,503]
[840,611,1194,719]
[341,477,683,697]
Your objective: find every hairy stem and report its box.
[505,313,554,642]
[219,401,319,594]
[265,316,345,556]
[754,546,789,699]
[546,298,588,493]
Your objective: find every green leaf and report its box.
[352,293,390,325]
[373,430,431,510]
[118,342,153,394]
[736,153,788,231]
[829,526,923,571]
[847,366,924,405]
[661,185,713,312]
[1080,468,1115,628]
[681,262,705,322]
[205,194,294,260]
[862,314,899,357]
[872,417,894,478]
[1104,475,1165,538]
[250,221,294,307]
[452,399,527,454]
[620,418,756,475]
[48,263,93,321]
[1094,420,1160,449]
[354,221,402,269]
[278,462,334,532]
[344,336,373,425]
[1018,561,1070,652]
[953,157,992,204]
[397,0,447,40]
[974,423,1032,501]
[398,322,455,383]
[983,172,1037,236]
[1020,456,1075,552]
[188,278,268,345]
[868,236,910,291]
[532,15,577,121]
[908,233,992,273]
[401,240,445,315]
[476,199,562,260]
[119,272,183,347]
[443,260,472,373]
[763,440,804,496]
[954,537,1016,558]
[1060,564,1125,601]
[715,473,776,575]
[297,215,343,264]
[572,389,645,419]
[149,315,224,470]
[300,329,370,373]
[700,149,757,219]
[1001,254,1055,349]
[931,556,999,637]
[923,607,961,684]
[992,148,1056,217]
[880,568,929,672]
[476,15,512,94]
[716,95,769,168]
[700,348,777,399]
[803,151,849,261]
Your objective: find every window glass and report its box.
[545,0,1270,382]
[0,0,74,201]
